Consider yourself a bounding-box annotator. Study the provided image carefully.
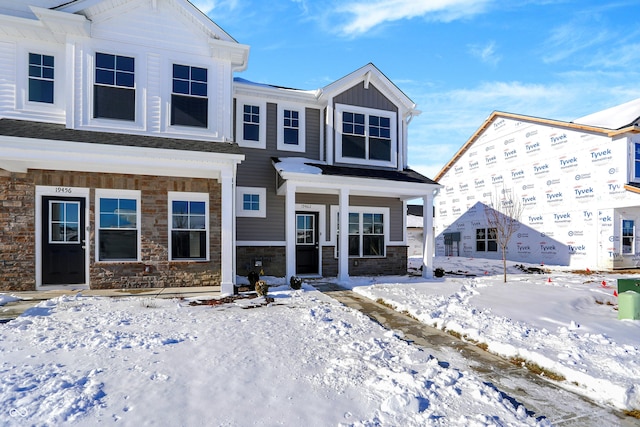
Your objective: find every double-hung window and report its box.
[96,190,140,261]
[476,228,497,252]
[94,52,135,121]
[622,219,635,254]
[236,99,266,148]
[277,104,306,152]
[171,64,208,127]
[336,104,396,167]
[28,53,54,104]
[169,192,209,260]
[335,207,388,257]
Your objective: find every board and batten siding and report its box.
[334,82,398,113]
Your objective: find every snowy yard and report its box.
[0,256,639,426]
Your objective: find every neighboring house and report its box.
[406,204,425,257]
[0,1,439,292]
[434,99,640,269]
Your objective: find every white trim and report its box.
[236,186,266,218]
[277,102,306,153]
[335,104,397,168]
[17,44,66,116]
[167,191,210,262]
[235,96,266,149]
[35,185,90,290]
[95,189,141,263]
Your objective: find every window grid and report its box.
[28,53,54,103]
[283,109,300,145]
[243,104,260,141]
[170,195,208,261]
[338,212,386,257]
[49,201,80,243]
[95,53,134,88]
[476,228,498,252]
[172,64,207,97]
[97,196,139,261]
[243,194,260,211]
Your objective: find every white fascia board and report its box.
[276,171,440,199]
[30,6,91,37]
[234,81,322,105]
[1,136,244,179]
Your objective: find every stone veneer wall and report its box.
[236,246,286,278]
[0,170,222,291]
[322,245,408,277]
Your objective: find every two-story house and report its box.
[434,99,640,269]
[0,0,439,293]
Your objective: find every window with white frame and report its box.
[622,219,635,254]
[168,192,209,261]
[94,52,135,121]
[235,98,266,148]
[476,228,497,252]
[336,104,397,167]
[171,64,208,128]
[28,53,54,104]
[333,206,389,257]
[277,104,306,152]
[96,189,140,261]
[236,187,266,218]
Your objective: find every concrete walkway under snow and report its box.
[313,282,637,427]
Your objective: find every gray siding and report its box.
[235,101,322,242]
[334,82,398,113]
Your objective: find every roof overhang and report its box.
[0,136,244,181]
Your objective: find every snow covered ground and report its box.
[0,256,638,426]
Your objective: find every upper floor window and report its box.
[634,143,640,180]
[28,53,54,104]
[171,64,208,128]
[277,104,306,152]
[236,99,266,149]
[236,187,266,218]
[168,192,209,261]
[336,104,396,167]
[96,189,140,262]
[94,52,135,121]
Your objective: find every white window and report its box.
[96,189,141,261]
[168,192,209,261]
[622,219,635,255]
[171,64,208,128]
[335,104,397,168]
[331,206,389,257]
[277,103,306,152]
[94,52,135,121]
[236,187,266,218]
[236,98,266,149]
[28,53,54,104]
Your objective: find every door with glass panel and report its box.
[41,197,86,285]
[295,212,319,275]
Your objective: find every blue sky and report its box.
[192,0,640,179]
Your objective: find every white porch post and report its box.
[220,169,235,294]
[338,188,350,283]
[285,183,297,281]
[422,192,434,279]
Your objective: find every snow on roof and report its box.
[407,214,423,228]
[273,157,324,175]
[573,97,640,130]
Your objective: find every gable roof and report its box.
[434,109,640,182]
[320,63,420,118]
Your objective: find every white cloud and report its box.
[468,41,501,66]
[337,0,492,36]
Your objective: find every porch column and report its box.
[220,169,235,294]
[422,192,434,279]
[285,183,297,281]
[338,188,350,283]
